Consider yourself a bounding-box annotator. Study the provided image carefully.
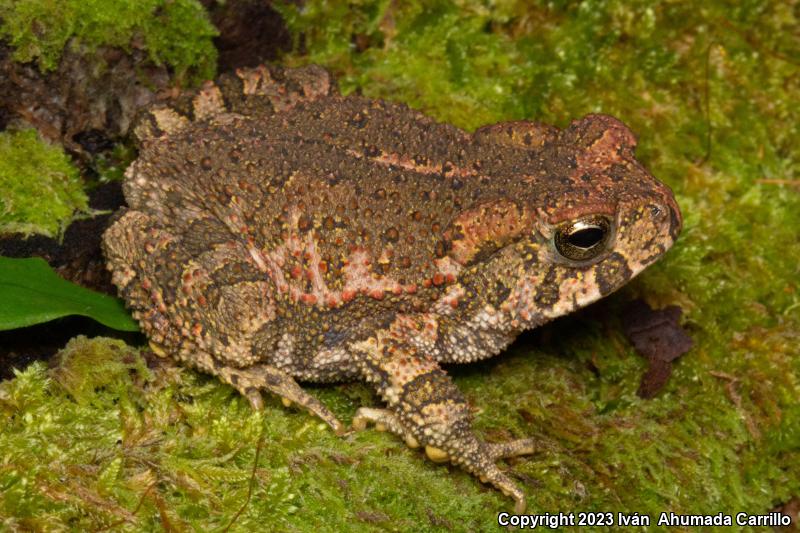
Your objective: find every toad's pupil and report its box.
[567,226,605,248]
[554,216,612,261]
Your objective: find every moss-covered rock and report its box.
[0,0,217,83]
[0,129,88,237]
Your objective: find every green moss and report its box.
[0,129,88,237]
[0,338,494,530]
[2,0,800,530]
[0,0,217,83]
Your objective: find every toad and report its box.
[103,64,681,512]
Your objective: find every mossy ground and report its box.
[0,129,88,238]
[1,1,799,531]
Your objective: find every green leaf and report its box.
[0,256,139,332]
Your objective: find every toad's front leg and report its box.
[352,333,536,513]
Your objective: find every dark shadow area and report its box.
[204,0,293,74]
[0,315,144,381]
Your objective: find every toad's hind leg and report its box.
[352,331,537,513]
[215,363,345,436]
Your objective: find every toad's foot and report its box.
[352,405,535,513]
[353,407,422,449]
[353,327,535,513]
[217,364,345,435]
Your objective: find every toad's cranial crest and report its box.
[103,64,682,513]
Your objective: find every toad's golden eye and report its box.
[554,215,612,261]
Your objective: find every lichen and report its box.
[0,129,88,238]
[0,0,217,83]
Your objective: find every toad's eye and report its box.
[554,215,612,261]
